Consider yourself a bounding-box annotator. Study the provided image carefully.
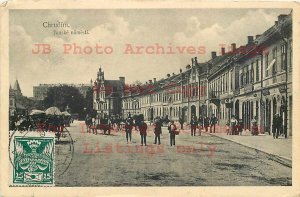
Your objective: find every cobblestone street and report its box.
[55,121,291,186]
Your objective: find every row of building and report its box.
[92,13,292,136]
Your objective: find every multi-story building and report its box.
[93,67,124,118]
[33,83,92,100]
[206,14,292,136]
[92,13,292,136]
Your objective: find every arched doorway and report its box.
[273,97,277,118]
[182,107,188,122]
[200,105,207,117]
[208,105,213,117]
[191,105,196,118]
[265,98,271,134]
[242,102,245,128]
[149,108,154,121]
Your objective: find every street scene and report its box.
[54,121,291,186]
[8,9,292,187]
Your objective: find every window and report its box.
[231,70,234,90]
[272,47,278,75]
[281,44,287,71]
[225,73,228,92]
[245,66,249,84]
[256,59,259,82]
[265,53,269,77]
[251,63,254,83]
[290,39,292,69]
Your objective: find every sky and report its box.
[9,9,291,97]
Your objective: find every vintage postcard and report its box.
[1,0,300,196]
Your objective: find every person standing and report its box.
[125,116,133,143]
[154,118,162,145]
[190,114,198,136]
[273,114,282,139]
[169,120,177,146]
[251,116,258,136]
[210,114,218,133]
[204,116,210,132]
[226,120,230,135]
[230,115,238,135]
[237,119,244,135]
[139,120,147,146]
[198,116,203,129]
[179,117,184,130]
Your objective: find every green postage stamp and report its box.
[10,132,55,186]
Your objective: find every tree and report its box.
[84,87,97,118]
[44,86,85,118]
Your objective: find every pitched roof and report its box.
[14,80,21,92]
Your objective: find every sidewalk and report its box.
[149,123,291,162]
[208,129,292,162]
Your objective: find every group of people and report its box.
[84,111,285,146]
[124,115,178,146]
[186,114,219,136]
[9,114,73,140]
[9,114,72,132]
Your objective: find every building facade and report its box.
[92,13,292,136]
[93,67,124,118]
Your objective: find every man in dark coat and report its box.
[154,118,162,145]
[139,120,147,146]
[204,116,210,132]
[125,115,133,143]
[190,114,198,136]
[169,121,177,146]
[179,117,184,130]
[210,114,218,133]
[273,114,282,139]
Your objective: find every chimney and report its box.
[149,80,152,84]
[172,72,175,76]
[275,21,278,25]
[167,73,171,78]
[211,51,217,59]
[191,58,194,67]
[247,36,254,44]
[194,57,198,64]
[186,64,191,70]
[153,78,156,83]
[119,77,125,84]
[231,43,236,53]
[221,47,225,55]
[255,35,261,40]
[278,14,288,23]
[179,68,182,73]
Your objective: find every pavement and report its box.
[54,121,292,186]
[179,124,292,162]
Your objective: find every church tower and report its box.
[13,80,22,97]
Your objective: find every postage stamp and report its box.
[10,131,55,186]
